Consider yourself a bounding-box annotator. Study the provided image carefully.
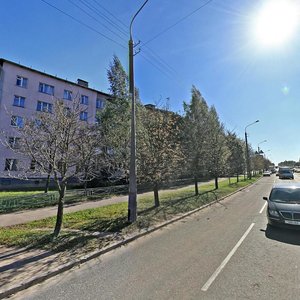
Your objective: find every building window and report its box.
[96,98,105,109]
[39,82,54,95]
[81,95,88,105]
[30,160,36,170]
[80,111,88,121]
[4,159,18,171]
[13,95,25,108]
[11,116,24,128]
[95,116,101,124]
[37,101,53,113]
[8,137,21,149]
[16,76,28,88]
[63,90,72,100]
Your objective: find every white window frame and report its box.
[80,111,88,121]
[4,159,18,171]
[8,137,21,149]
[64,90,72,100]
[81,95,89,105]
[13,95,25,108]
[37,101,53,113]
[39,82,54,95]
[16,76,28,88]
[96,98,105,109]
[11,115,24,128]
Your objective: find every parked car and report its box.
[278,168,294,179]
[263,170,271,176]
[263,183,300,228]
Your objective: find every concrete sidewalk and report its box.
[0,178,231,299]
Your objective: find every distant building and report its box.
[0,58,110,189]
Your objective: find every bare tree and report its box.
[4,99,106,237]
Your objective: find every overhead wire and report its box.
[40,0,126,49]
[67,0,127,42]
[142,0,214,46]
[78,0,128,37]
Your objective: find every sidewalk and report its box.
[0,178,224,227]
[0,178,229,299]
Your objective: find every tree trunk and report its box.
[53,182,66,237]
[194,176,199,196]
[228,176,231,185]
[84,181,88,196]
[237,174,239,182]
[215,176,219,190]
[44,174,50,193]
[154,183,160,207]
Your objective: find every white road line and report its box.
[259,202,267,214]
[201,223,255,292]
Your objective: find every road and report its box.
[13,174,300,300]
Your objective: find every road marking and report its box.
[201,223,255,292]
[259,202,267,214]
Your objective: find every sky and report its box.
[1,0,300,165]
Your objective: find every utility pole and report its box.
[245,120,259,179]
[128,0,149,223]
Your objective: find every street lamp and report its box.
[245,120,259,179]
[257,140,267,153]
[128,0,149,223]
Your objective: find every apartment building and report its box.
[0,58,110,188]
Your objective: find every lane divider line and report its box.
[201,223,255,292]
[259,202,267,214]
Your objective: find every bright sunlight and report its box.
[253,0,300,47]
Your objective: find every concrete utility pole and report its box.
[245,120,259,179]
[128,0,149,223]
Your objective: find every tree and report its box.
[99,55,131,182]
[206,106,227,190]
[183,86,210,195]
[138,105,183,207]
[225,131,245,182]
[7,99,105,237]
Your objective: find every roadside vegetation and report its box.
[1,55,271,238]
[0,176,259,253]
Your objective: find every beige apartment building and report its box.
[0,58,110,188]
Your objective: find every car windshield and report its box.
[269,188,300,203]
[281,170,291,174]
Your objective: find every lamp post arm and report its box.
[130,0,149,40]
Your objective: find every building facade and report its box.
[0,58,110,188]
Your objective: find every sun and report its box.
[253,0,300,47]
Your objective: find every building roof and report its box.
[0,58,111,98]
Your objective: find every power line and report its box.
[40,0,126,49]
[142,0,214,46]
[67,0,127,42]
[68,0,126,41]
[79,0,128,37]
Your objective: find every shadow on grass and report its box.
[80,216,130,233]
[143,189,218,220]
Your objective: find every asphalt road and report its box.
[13,174,300,300]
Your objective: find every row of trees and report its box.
[3,55,271,237]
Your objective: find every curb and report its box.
[0,177,261,299]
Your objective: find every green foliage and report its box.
[0,177,257,250]
[183,86,210,178]
[138,105,183,186]
[225,131,245,177]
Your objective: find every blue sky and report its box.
[1,0,300,165]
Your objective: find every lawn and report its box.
[0,176,259,253]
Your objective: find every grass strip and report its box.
[0,177,259,252]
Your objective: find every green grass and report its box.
[0,176,260,252]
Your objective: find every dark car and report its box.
[278,167,294,179]
[263,183,300,228]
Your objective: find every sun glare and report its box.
[253,0,299,47]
